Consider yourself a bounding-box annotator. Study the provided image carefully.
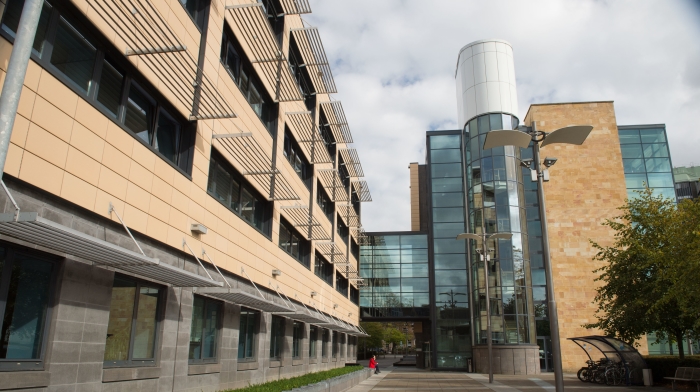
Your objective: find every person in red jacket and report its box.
[369,355,380,374]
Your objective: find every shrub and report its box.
[226,365,365,392]
[643,356,700,383]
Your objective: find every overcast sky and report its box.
[306,0,700,232]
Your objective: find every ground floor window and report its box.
[238,308,259,360]
[322,328,329,358]
[270,316,285,359]
[292,321,303,358]
[332,331,338,358]
[189,296,221,363]
[0,245,55,370]
[309,325,318,358]
[104,275,162,367]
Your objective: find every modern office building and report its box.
[674,166,700,200]
[0,0,369,390]
[360,39,687,374]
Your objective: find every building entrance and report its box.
[537,336,553,372]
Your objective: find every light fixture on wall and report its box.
[311,291,318,297]
[272,269,282,277]
[190,223,208,235]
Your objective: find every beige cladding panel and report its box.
[0,3,359,317]
[524,102,647,372]
[409,163,421,231]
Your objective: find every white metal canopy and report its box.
[0,212,223,287]
[195,287,293,313]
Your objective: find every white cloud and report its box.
[306,0,700,232]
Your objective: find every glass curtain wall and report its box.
[428,133,470,368]
[464,114,535,347]
[359,234,429,318]
[618,126,676,201]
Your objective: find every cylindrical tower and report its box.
[456,39,539,374]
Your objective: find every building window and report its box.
[259,0,284,46]
[279,218,310,268]
[338,154,351,190]
[104,275,162,367]
[178,0,209,31]
[317,183,334,223]
[288,34,315,111]
[270,315,285,359]
[207,149,271,236]
[351,239,359,261]
[350,285,359,305]
[292,321,303,358]
[332,331,338,358]
[337,214,349,245]
[314,252,334,287]
[220,22,278,135]
[340,334,346,357]
[322,328,329,358]
[0,246,55,371]
[0,0,195,175]
[283,128,312,188]
[319,109,337,163]
[238,308,258,361]
[309,325,318,358]
[189,296,220,363]
[335,270,348,297]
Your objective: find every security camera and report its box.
[520,159,533,169]
[543,157,558,168]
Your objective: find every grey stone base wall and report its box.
[472,344,540,375]
[285,368,372,392]
[0,177,358,392]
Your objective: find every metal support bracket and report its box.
[0,181,20,222]
[201,249,232,288]
[108,202,146,256]
[182,239,214,281]
[241,267,266,300]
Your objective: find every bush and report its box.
[226,365,365,392]
[643,356,700,384]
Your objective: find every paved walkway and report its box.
[347,361,664,392]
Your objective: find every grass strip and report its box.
[226,365,365,392]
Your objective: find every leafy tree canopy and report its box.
[586,188,700,358]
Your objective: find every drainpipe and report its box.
[0,0,44,177]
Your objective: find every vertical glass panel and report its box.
[401,264,428,278]
[477,116,490,135]
[189,296,205,360]
[625,173,647,188]
[105,277,136,361]
[647,173,674,188]
[643,143,669,158]
[401,235,428,249]
[623,158,645,174]
[618,129,640,144]
[155,110,181,164]
[501,114,512,130]
[433,222,465,239]
[1,0,52,55]
[50,17,96,92]
[372,235,400,249]
[96,59,123,116]
[620,144,643,159]
[132,285,160,359]
[270,316,283,358]
[489,113,503,130]
[202,300,218,359]
[431,163,463,178]
[434,254,467,270]
[0,255,52,359]
[518,315,530,343]
[432,208,465,223]
[504,315,518,343]
[640,129,666,143]
[125,85,154,144]
[432,192,464,207]
[645,158,671,172]
[469,135,480,162]
[248,83,263,117]
[432,177,463,193]
[430,149,461,164]
[430,135,461,149]
[433,239,465,254]
[493,156,506,181]
[309,326,317,357]
[479,134,491,157]
[435,270,467,286]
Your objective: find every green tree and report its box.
[384,326,407,352]
[360,322,384,350]
[586,188,699,358]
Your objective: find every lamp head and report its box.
[543,157,558,168]
[520,158,533,169]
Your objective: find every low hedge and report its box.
[643,356,700,383]
[226,365,365,392]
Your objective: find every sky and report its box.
[306,0,700,232]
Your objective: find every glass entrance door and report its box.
[537,336,553,372]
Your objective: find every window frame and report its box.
[316,182,334,224]
[207,148,272,237]
[238,307,259,362]
[188,295,222,364]
[0,243,58,372]
[335,270,348,297]
[318,109,337,163]
[279,217,310,268]
[283,128,312,189]
[103,274,165,368]
[322,328,329,358]
[314,252,334,287]
[309,325,318,358]
[336,214,349,245]
[0,0,196,177]
[177,0,210,32]
[292,321,303,359]
[269,315,285,360]
[332,330,338,358]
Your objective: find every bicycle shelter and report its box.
[569,335,647,385]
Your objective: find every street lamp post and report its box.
[482,123,593,392]
[456,231,512,383]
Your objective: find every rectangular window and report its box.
[332,331,338,358]
[178,0,209,31]
[350,285,359,305]
[0,246,55,371]
[0,0,195,175]
[270,315,285,359]
[288,34,315,110]
[238,308,258,360]
[104,275,162,367]
[292,321,303,358]
[351,239,360,261]
[317,183,335,223]
[283,128,312,188]
[322,328,329,358]
[335,270,348,297]
[319,109,336,163]
[309,325,318,358]
[337,214,349,245]
[189,296,220,363]
[207,149,271,235]
[279,218,310,268]
[314,252,334,287]
[220,22,278,135]
[259,0,284,46]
